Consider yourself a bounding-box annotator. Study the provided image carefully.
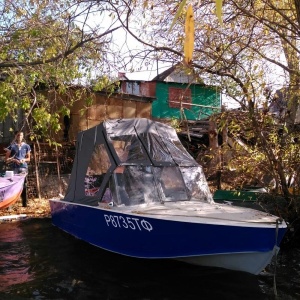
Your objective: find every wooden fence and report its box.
[24,143,75,199]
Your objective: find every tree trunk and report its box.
[295,0,300,28]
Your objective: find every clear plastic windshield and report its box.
[104,165,213,206]
[110,135,149,164]
[180,166,214,203]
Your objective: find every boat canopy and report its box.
[64,118,213,206]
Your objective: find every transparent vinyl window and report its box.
[107,166,189,206]
[98,166,213,206]
[85,144,111,196]
[109,166,160,206]
[180,167,214,203]
[153,167,188,202]
[110,135,148,163]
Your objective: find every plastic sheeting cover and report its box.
[104,118,197,167]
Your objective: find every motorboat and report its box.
[0,173,26,209]
[49,118,287,274]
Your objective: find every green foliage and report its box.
[85,96,94,107]
[217,109,300,202]
[0,0,120,143]
[92,76,115,93]
[170,117,181,131]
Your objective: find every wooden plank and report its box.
[136,102,151,118]
[123,101,136,118]
[33,144,41,200]
[107,98,123,119]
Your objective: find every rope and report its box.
[273,218,281,297]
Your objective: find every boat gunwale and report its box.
[49,198,287,228]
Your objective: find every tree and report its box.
[0,0,122,142]
[106,0,300,208]
[2,0,300,208]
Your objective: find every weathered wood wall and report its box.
[59,89,154,143]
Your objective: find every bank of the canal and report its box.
[0,197,51,219]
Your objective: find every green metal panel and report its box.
[152,82,221,120]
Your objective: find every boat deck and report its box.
[105,201,284,227]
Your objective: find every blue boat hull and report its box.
[49,199,287,274]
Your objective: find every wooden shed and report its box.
[45,86,155,143]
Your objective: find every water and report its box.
[0,218,299,300]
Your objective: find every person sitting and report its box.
[5,131,31,174]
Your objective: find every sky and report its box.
[86,8,287,110]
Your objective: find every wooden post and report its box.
[208,121,218,150]
[56,145,62,194]
[21,176,28,207]
[208,121,221,189]
[222,120,228,163]
[34,143,41,200]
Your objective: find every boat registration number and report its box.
[104,214,153,232]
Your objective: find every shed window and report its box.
[168,87,191,109]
